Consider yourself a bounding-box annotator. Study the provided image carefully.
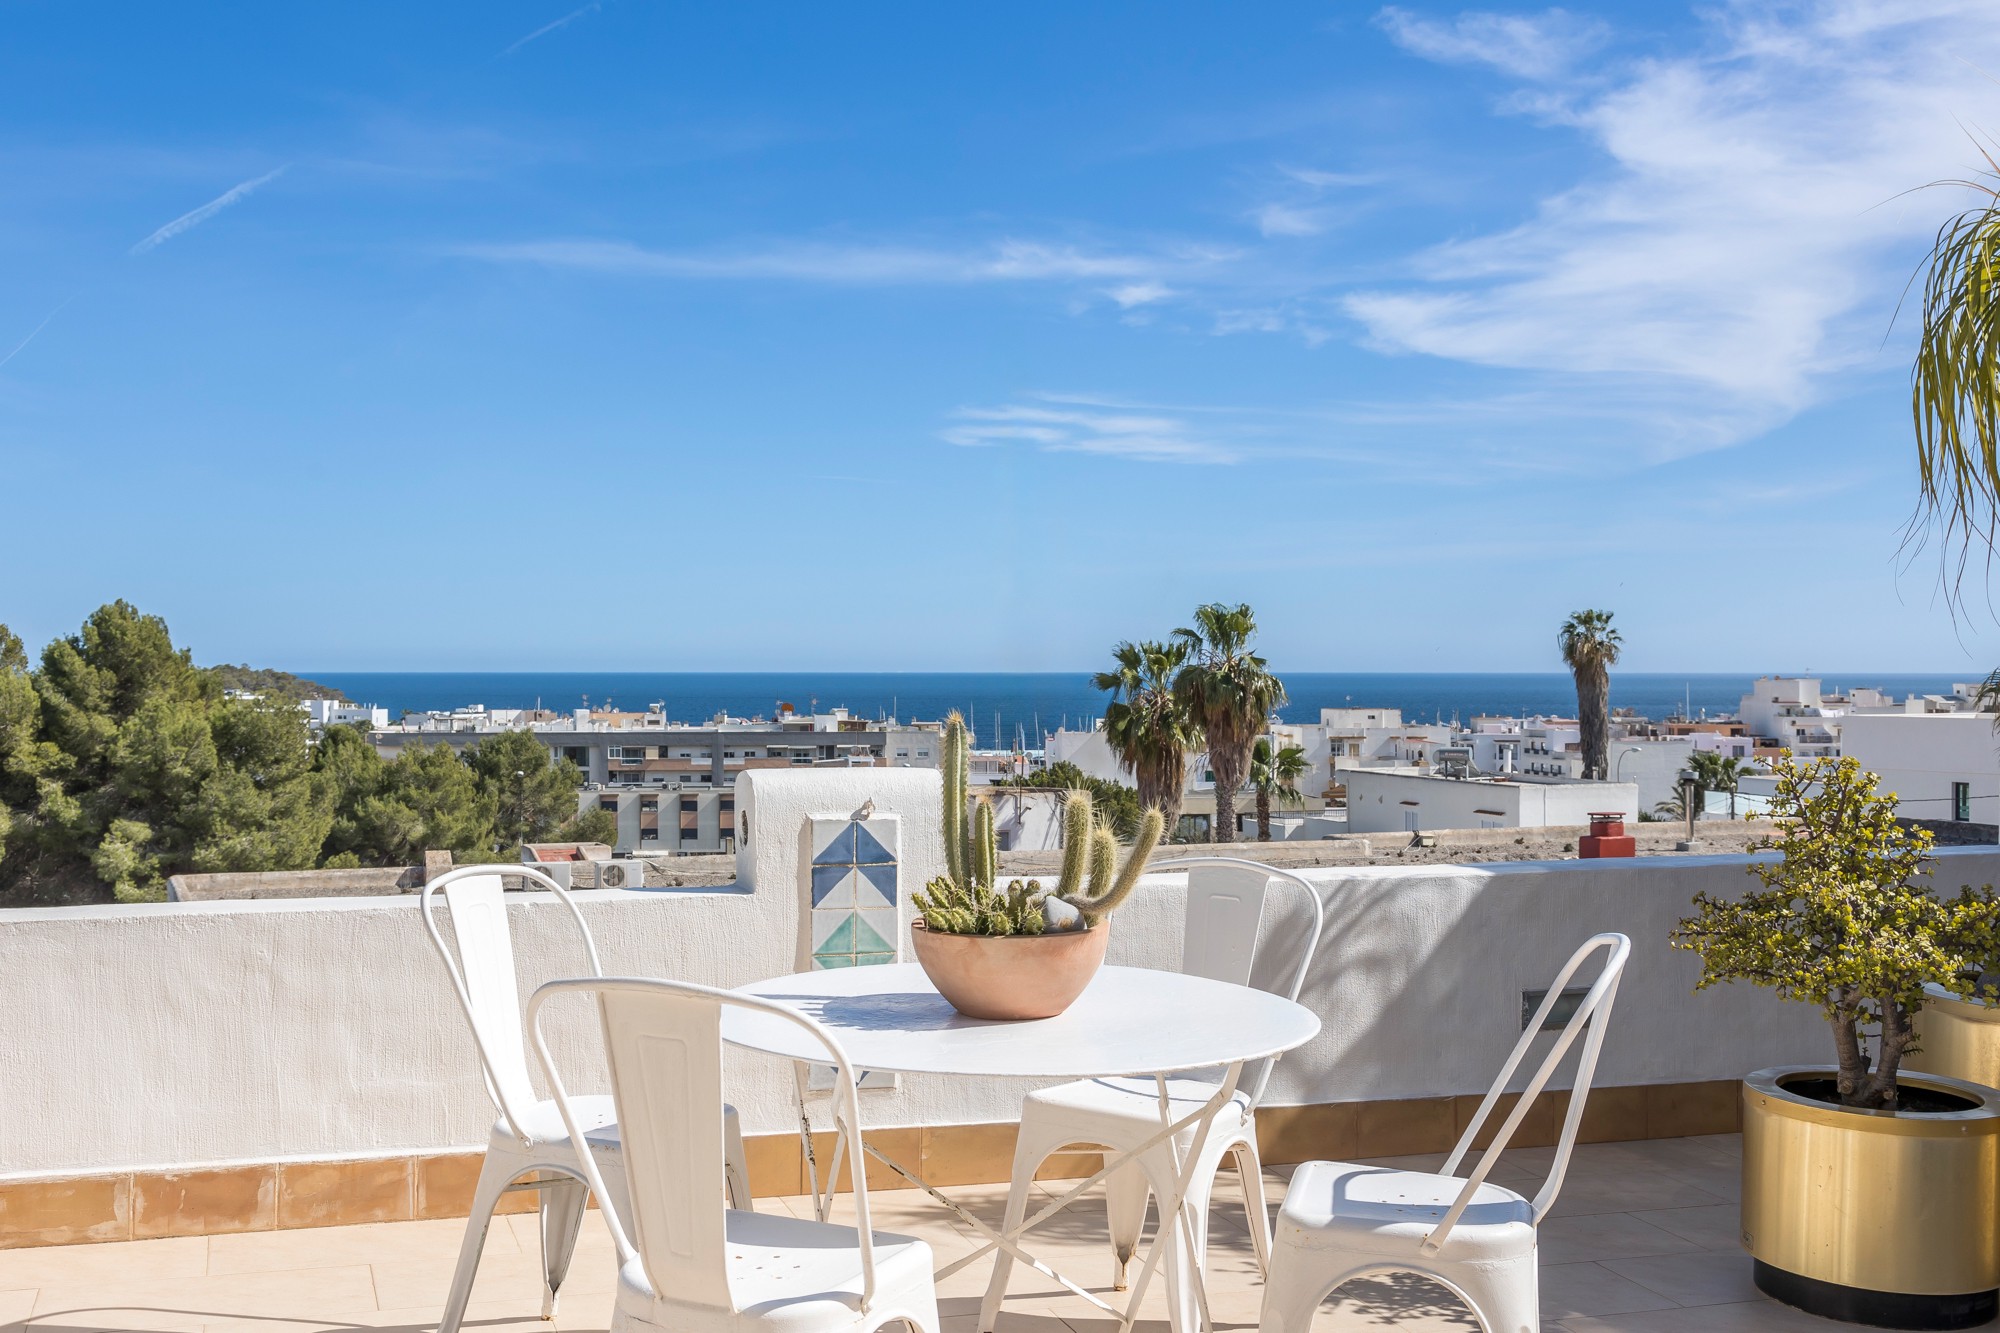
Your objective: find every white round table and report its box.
[724,962,1321,1077]
[726,963,1320,1333]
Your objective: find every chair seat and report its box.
[499,1094,622,1153]
[1276,1160,1536,1263]
[497,1096,743,1156]
[622,1208,935,1333]
[1022,1076,1253,1147]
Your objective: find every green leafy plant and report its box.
[1671,752,2000,1109]
[915,712,1163,936]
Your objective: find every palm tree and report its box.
[1093,639,1197,836]
[1558,610,1622,780]
[1250,738,1308,841]
[1654,788,1694,822]
[1911,159,2000,595]
[1173,603,1287,844]
[1688,751,1745,819]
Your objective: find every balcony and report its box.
[4,768,1984,1333]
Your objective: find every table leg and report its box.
[791,1059,848,1224]
[1113,1062,1244,1333]
[962,1065,1246,1333]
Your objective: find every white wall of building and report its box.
[1838,712,2000,826]
[1343,768,1639,834]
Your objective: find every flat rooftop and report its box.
[0,1133,1866,1333]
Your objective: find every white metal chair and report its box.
[1258,932,1631,1333]
[529,975,942,1333]
[422,865,754,1332]
[981,857,1326,1333]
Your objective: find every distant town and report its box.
[281,674,1995,859]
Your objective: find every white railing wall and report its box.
[5,831,1993,1180]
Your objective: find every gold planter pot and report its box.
[1909,984,2000,1089]
[1742,1066,2000,1329]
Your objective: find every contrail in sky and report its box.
[0,294,77,371]
[129,166,288,256]
[503,2,599,55]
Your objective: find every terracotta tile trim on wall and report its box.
[0,1080,1739,1249]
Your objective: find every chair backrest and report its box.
[420,865,602,1142]
[1151,856,1327,1105]
[1422,931,1631,1253]
[528,976,881,1315]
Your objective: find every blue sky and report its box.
[3,1,1998,673]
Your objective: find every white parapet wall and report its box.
[4,763,1995,1180]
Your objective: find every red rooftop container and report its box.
[1579,811,1635,859]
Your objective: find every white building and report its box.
[1269,708,1455,804]
[1835,712,2000,827]
[1342,768,1638,834]
[1737,677,1844,758]
[302,698,390,730]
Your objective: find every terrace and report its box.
[0,1135,1775,1332]
[3,767,1986,1333]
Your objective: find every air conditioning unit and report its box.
[538,861,575,891]
[595,859,643,890]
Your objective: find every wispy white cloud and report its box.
[1106,280,1176,307]
[453,236,1227,286]
[1346,0,2000,460]
[129,166,287,255]
[502,2,600,57]
[1375,5,1609,80]
[1253,203,1325,237]
[941,399,1242,464]
[1246,165,1380,238]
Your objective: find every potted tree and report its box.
[910,713,1163,1020]
[1672,753,2000,1329]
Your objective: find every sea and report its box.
[303,672,1977,747]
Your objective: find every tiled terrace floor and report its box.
[0,1134,1906,1333]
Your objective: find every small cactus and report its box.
[923,712,1161,935]
[1060,806,1166,927]
[915,876,1047,936]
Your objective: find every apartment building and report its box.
[367,704,943,854]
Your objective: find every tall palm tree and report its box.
[1093,639,1197,836]
[1250,738,1308,842]
[1688,751,1745,819]
[1173,603,1287,844]
[1558,609,1622,780]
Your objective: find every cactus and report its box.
[923,711,1160,935]
[1062,807,1166,927]
[942,712,968,891]
[972,799,997,893]
[915,876,1047,936]
[1055,792,1093,899]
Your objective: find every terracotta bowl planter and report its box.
[910,920,1109,1020]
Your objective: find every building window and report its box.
[680,826,698,841]
[598,797,618,812]
[680,797,698,814]
[640,828,658,841]
[1956,782,1972,822]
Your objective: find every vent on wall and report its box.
[1522,986,1590,1031]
